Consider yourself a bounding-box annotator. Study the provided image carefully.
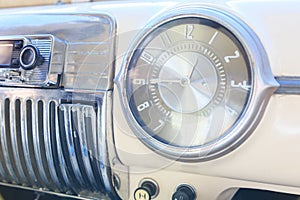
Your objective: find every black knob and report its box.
[14,41,23,50]
[172,185,196,200]
[141,181,158,197]
[19,45,43,70]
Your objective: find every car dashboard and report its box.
[0,1,299,200]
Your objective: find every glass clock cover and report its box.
[123,16,253,160]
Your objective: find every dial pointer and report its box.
[150,79,181,84]
[188,56,199,79]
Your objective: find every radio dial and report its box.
[19,45,44,70]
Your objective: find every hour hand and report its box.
[187,56,199,79]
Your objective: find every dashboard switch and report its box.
[13,40,23,50]
[134,180,159,200]
[172,185,196,200]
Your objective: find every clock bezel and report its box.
[116,5,278,161]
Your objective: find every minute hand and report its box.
[149,79,181,84]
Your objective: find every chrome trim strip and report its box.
[44,101,61,190]
[86,101,108,194]
[0,99,18,183]
[0,87,118,199]
[52,100,74,192]
[0,100,10,181]
[62,104,85,186]
[31,100,50,189]
[0,125,5,179]
[0,153,5,181]
[275,77,300,94]
[9,99,27,184]
[100,91,122,200]
[21,98,38,186]
[76,105,98,190]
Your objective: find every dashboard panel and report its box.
[0,1,299,200]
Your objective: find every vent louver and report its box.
[0,92,112,198]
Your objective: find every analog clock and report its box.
[118,7,278,161]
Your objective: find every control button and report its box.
[134,180,159,200]
[134,187,151,200]
[19,45,43,70]
[141,180,159,198]
[172,185,196,200]
[11,58,19,66]
[14,41,23,50]
[172,191,189,200]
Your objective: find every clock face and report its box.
[124,17,252,157]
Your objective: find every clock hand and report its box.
[187,57,199,79]
[149,79,181,84]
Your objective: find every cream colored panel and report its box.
[128,168,300,200]
[227,0,300,76]
[0,0,71,8]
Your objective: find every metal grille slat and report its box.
[37,101,57,190]
[76,106,99,190]
[58,105,84,190]
[0,91,112,198]
[0,148,5,180]
[1,99,19,183]
[50,101,74,193]
[86,106,106,192]
[26,100,46,187]
[15,99,33,186]
[20,99,38,186]
[43,101,62,190]
[31,100,51,189]
[0,135,6,179]
[0,100,9,181]
[9,99,28,184]
[57,106,81,192]
[63,105,85,187]
[70,108,94,189]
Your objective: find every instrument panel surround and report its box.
[116,6,279,161]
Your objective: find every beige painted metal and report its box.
[0,1,300,199]
[0,0,74,8]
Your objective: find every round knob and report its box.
[141,181,158,197]
[134,187,151,200]
[19,45,43,70]
[134,180,159,200]
[172,191,190,200]
[172,185,196,200]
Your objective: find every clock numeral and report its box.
[226,106,238,116]
[160,32,172,47]
[133,79,146,85]
[137,101,150,112]
[185,25,194,39]
[231,80,251,91]
[141,51,155,64]
[224,50,240,63]
[209,31,219,45]
[153,119,165,132]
